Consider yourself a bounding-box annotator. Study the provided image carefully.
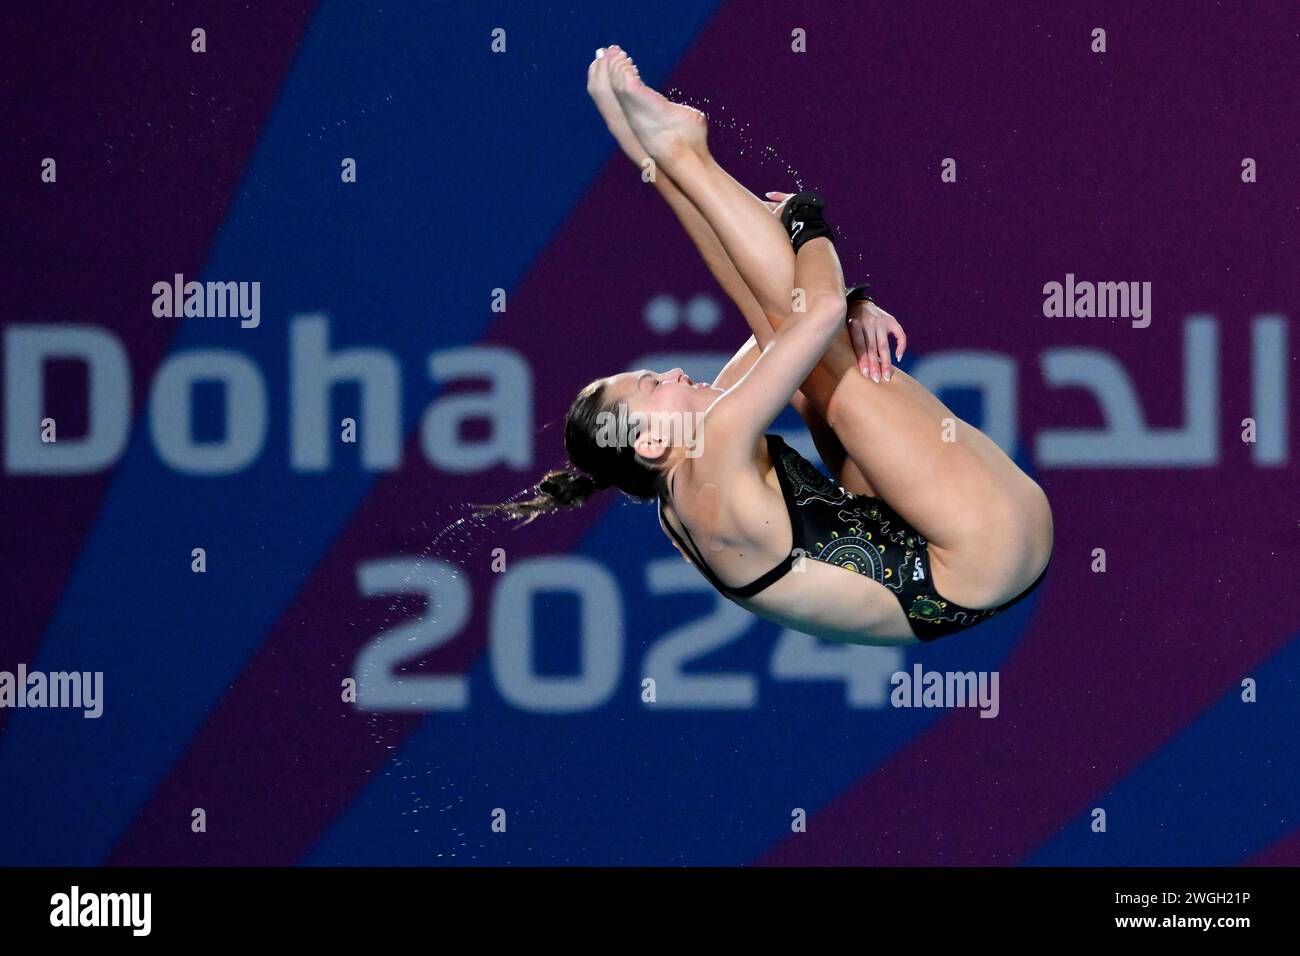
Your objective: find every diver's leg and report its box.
[591,47,873,493]
[608,48,1051,605]
[606,48,806,325]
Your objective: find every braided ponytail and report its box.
[475,467,610,525]
[474,376,666,524]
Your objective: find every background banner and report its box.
[1,1,1296,867]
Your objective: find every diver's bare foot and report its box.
[604,47,707,165]
[586,46,652,166]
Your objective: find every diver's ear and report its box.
[634,431,666,461]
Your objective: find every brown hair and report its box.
[476,378,666,524]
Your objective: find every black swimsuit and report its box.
[658,434,1049,641]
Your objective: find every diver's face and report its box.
[600,368,720,461]
[604,367,717,415]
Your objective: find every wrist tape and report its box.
[780,191,835,253]
[845,283,875,306]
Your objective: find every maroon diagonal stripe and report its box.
[1243,828,1300,866]
[0,3,317,731]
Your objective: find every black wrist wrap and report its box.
[845,283,875,306]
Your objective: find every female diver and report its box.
[484,47,1053,646]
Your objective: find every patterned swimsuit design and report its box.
[659,434,1048,641]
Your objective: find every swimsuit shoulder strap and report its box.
[658,495,733,594]
[659,440,798,599]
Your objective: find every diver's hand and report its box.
[763,190,794,218]
[764,190,906,382]
[848,298,906,382]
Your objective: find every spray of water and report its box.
[664,86,866,273]
[348,485,537,860]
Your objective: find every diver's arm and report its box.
[704,236,847,451]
